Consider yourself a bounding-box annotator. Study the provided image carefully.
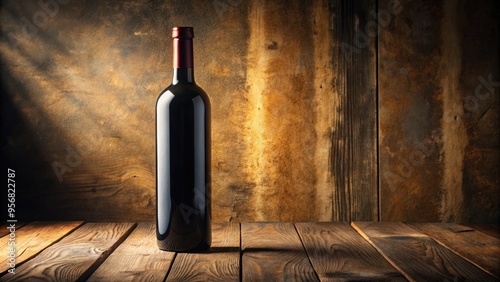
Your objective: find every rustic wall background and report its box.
[378,0,499,223]
[1,0,498,223]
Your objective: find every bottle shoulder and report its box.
[157,83,210,106]
[162,83,208,97]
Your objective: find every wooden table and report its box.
[0,222,499,281]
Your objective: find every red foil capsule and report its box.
[172,27,194,68]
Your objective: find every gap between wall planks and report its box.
[1,222,498,281]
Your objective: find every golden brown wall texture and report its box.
[379,0,500,222]
[0,0,342,222]
[242,0,319,221]
[1,0,498,223]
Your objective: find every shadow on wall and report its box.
[0,0,166,221]
[1,66,49,221]
[1,0,336,222]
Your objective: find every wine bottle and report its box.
[156,26,211,252]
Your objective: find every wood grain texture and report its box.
[1,0,498,223]
[330,0,378,221]
[352,222,497,282]
[241,222,318,281]
[0,222,26,237]
[378,0,445,222]
[0,221,82,274]
[0,0,341,223]
[242,0,326,221]
[467,224,500,239]
[295,222,405,281]
[378,0,500,223]
[88,222,174,282]
[0,223,135,282]
[410,223,500,278]
[458,0,500,224]
[165,222,240,281]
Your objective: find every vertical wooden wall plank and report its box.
[458,0,499,223]
[242,0,324,221]
[330,0,378,221]
[378,0,445,221]
[378,0,499,222]
[313,0,336,222]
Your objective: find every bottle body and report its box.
[156,27,211,252]
[156,76,211,251]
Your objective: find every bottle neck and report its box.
[172,37,194,84]
[172,68,194,84]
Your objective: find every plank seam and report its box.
[350,222,414,282]
[375,0,381,223]
[0,221,85,276]
[0,222,28,238]
[407,224,500,279]
[465,224,500,240]
[293,223,321,281]
[76,222,138,281]
[162,252,178,281]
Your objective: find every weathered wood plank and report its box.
[352,222,497,282]
[467,224,500,239]
[296,222,405,281]
[242,0,327,222]
[0,222,135,281]
[410,223,500,279]
[165,222,240,281]
[241,222,318,281]
[459,0,500,224]
[378,0,500,223]
[0,222,27,238]
[88,222,175,282]
[378,0,444,222]
[330,0,378,221]
[0,221,83,274]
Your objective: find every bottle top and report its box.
[172,27,194,39]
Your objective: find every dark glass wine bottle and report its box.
[156,27,211,252]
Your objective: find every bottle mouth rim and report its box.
[172,27,194,39]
